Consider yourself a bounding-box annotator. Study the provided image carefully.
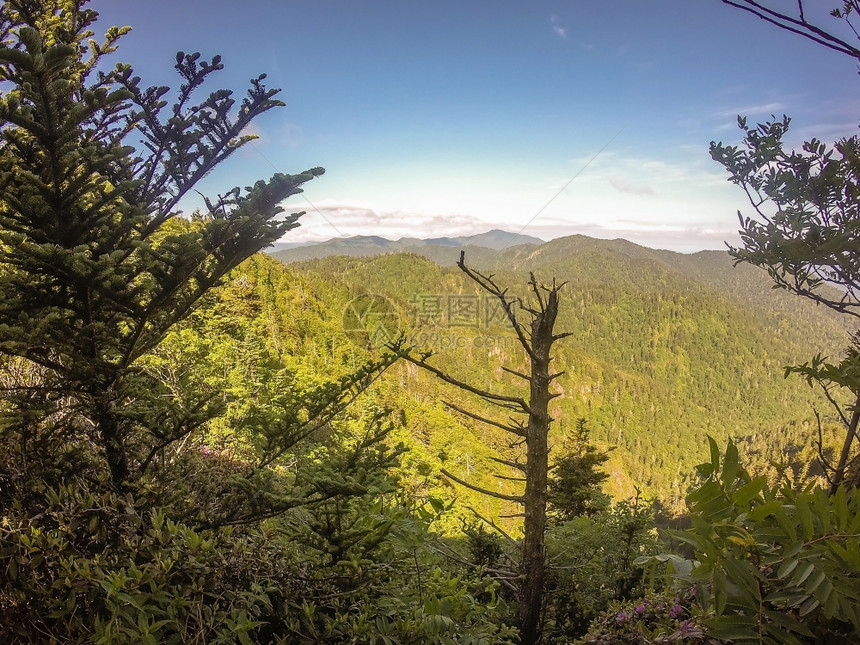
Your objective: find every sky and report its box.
[92,1,860,252]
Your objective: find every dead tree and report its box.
[401,251,570,645]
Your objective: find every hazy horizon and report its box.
[266,227,737,255]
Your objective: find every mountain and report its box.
[267,229,543,262]
[271,234,856,516]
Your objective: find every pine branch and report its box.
[502,366,531,381]
[428,542,520,593]
[443,400,527,437]
[257,352,400,469]
[528,272,545,311]
[490,455,527,472]
[457,251,540,363]
[468,507,521,550]
[495,473,527,482]
[440,467,524,503]
[402,351,532,414]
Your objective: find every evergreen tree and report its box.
[0,0,325,492]
[547,418,610,522]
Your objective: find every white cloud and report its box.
[789,121,859,143]
[550,15,568,39]
[608,177,655,196]
[279,203,741,253]
[501,218,741,253]
[716,102,787,117]
[281,199,492,243]
[279,122,305,148]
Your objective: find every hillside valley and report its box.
[260,233,856,517]
[7,1,860,640]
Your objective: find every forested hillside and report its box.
[3,2,859,643]
[277,235,853,513]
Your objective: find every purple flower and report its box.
[635,604,646,615]
[616,611,629,625]
[669,604,683,619]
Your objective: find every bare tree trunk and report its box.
[400,255,569,645]
[518,290,556,644]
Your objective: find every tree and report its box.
[399,251,571,645]
[547,417,610,522]
[0,0,419,535]
[649,4,860,643]
[0,0,350,494]
[711,2,860,492]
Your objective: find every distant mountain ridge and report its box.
[267,229,543,262]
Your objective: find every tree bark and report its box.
[517,282,561,645]
[830,393,860,494]
[100,412,130,488]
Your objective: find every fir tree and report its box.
[547,418,610,522]
[0,0,323,491]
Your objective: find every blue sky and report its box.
[93,1,859,252]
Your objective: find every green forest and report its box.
[1,1,859,644]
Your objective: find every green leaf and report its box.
[722,439,740,488]
[762,609,813,639]
[747,500,785,522]
[723,557,762,605]
[795,496,814,541]
[707,435,721,473]
[734,475,768,507]
[776,558,798,579]
[833,485,849,531]
[792,562,816,586]
[714,568,729,615]
[668,530,706,551]
[799,596,820,617]
[805,570,826,595]
[707,614,759,641]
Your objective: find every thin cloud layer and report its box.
[716,102,787,117]
[608,177,656,196]
[285,200,494,242]
[95,1,856,255]
[550,15,568,39]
